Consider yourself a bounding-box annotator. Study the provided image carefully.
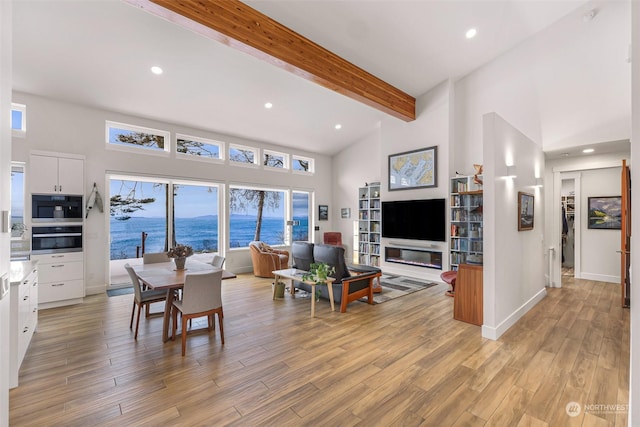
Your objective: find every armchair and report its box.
[249,241,289,278]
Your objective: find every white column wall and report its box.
[0,2,11,425]
[482,112,546,339]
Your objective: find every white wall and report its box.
[12,92,334,294]
[332,128,381,258]
[378,81,452,281]
[0,2,11,425]
[580,167,622,283]
[482,113,546,340]
[629,0,639,423]
[332,80,452,282]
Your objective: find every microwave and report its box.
[32,194,83,223]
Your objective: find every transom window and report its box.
[176,134,224,161]
[106,121,170,155]
[264,150,288,169]
[292,155,314,173]
[229,144,258,166]
[11,103,26,136]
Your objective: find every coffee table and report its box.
[272,268,335,318]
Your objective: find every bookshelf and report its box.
[450,175,483,270]
[357,183,381,267]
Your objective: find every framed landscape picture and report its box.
[388,146,437,191]
[518,192,534,231]
[318,205,328,221]
[588,196,622,229]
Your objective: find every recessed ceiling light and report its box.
[335,124,342,130]
[561,153,570,157]
[582,148,595,153]
[150,66,163,75]
[264,102,273,109]
[465,28,477,39]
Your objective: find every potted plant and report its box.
[273,281,286,298]
[302,262,335,301]
[167,243,194,270]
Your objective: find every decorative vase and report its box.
[174,257,186,270]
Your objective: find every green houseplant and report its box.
[302,262,335,301]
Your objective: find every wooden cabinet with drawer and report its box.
[31,252,84,307]
[453,263,483,326]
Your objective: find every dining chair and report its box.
[143,252,170,264]
[171,270,224,356]
[211,254,225,268]
[124,263,167,340]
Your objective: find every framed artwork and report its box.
[341,208,350,219]
[588,196,622,229]
[388,146,437,191]
[318,205,328,221]
[518,192,534,231]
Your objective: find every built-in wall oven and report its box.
[32,194,83,222]
[32,225,83,254]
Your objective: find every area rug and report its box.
[107,287,133,297]
[364,274,439,304]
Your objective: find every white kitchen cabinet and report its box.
[30,153,84,195]
[31,252,84,308]
[9,260,38,388]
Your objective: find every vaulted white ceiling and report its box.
[12,0,629,156]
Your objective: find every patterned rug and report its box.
[107,287,133,297]
[364,274,439,304]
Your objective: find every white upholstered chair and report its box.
[124,263,167,340]
[171,270,224,356]
[211,254,225,268]
[143,252,170,264]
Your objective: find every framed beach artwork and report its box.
[341,208,350,219]
[518,192,534,231]
[388,146,437,191]
[588,196,622,229]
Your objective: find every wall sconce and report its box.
[533,178,544,188]
[504,165,517,179]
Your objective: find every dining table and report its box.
[135,259,236,342]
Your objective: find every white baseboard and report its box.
[579,272,620,283]
[86,284,106,296]
[482,287,547,340]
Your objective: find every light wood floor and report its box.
[10,274,629,426]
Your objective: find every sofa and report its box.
[291,242,381,312]
[249,241,290,278]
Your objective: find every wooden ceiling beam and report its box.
[124,0,416,121]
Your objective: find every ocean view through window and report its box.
[110,177,310,260]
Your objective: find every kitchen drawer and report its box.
[38,261,83,283]
[39,279,84,303]
[32,252,84,264]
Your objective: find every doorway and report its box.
[561,178,575,278]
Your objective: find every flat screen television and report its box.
[382,198,446,242]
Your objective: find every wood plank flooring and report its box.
[9,274,629,426]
